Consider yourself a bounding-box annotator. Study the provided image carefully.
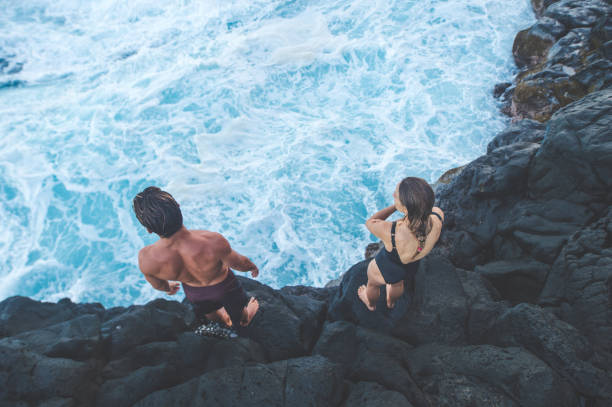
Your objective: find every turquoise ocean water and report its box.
[0,0,534,307]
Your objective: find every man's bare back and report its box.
[133,187,260,329]
[138,227,259,288]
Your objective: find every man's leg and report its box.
[239,297,259,327]
[222,278,259,328]
[192,300,226,324]
[205,308,232,327]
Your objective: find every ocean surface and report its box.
[0,0,535,307]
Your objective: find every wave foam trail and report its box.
[0,0,535,306]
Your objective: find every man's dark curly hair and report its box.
[133,186,183,238]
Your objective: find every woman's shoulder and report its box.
[365,218,394,241]
[430,207,444,225]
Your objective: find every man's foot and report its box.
[240,297,260,327]
[357,285,376,311]
[205,307,233,327]
[217,307,232,327]
[386,284,395,309]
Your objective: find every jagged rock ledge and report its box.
[1,1,611,406]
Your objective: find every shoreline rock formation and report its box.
[2,0,611,406]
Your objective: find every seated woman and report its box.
[358,177,444,310]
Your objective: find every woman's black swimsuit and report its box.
[374,212,443,284]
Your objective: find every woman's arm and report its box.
[368,205,397,221]
[365,205,396,240]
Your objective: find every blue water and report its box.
[0,0,534,307]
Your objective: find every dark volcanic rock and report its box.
[0,296,104,338]
[508,0,612,121]
[493,82,512,98]
[485,303,612,403]
[486,119,545,153]
[435,142,540,268]
[12,313,104,361]
[238,277,327,360]
[96,333,266,407]
[544,0,611,29]
[101,298,190,358]
[313,320,428,406]
[531,0,563,18]
[132,355,345,407]
[408,344,578,407]
[528,88,612,204]
[474,258,550,304]
[0,338,98,406]
[456,269,510,343]
[539,208,612,353]
[343,382,414,407]
[439,89,610,271]
[513,18,567,69]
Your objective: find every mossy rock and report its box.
[513,77,587,122]
[513,29,555,69]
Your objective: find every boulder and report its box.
[313,320,429,406]
[0,296,104,338]
[539,208,612,353]
[435,143,540,268]
[474,259,550,304]
[131,356,345,407]
[101,299,190,359]
[237,277,327,360]
[12,314,104,361]
[547,28,592,68]
[531,0,563,18]
[486,119,545,153]
[485,303,612,403]
[528,88,612,204]
[408,344,578,407]
[543,0,611,29]
[455,269,509,342]
[0,338,98,406]
[343,382,414,407]
[512,18,567,68]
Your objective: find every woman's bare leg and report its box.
[386,281,404,308]
[358,281,380,311]
[358,261,386,311]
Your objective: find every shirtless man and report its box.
[133,186,259,329]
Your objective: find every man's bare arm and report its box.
[216,235,259,277]
[144,273,170,291]
[138,250,179,294]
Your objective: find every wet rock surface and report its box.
[509,0,612,121]
[1,1,611,406]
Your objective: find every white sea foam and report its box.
[0,0,535,306]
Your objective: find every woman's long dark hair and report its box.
[398,177,435,258]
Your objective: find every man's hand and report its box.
[251,266,259,278]
[165,282,180,295]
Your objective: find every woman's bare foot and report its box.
[357,285,376,311]
[386,284,395,309]
[240,297,260,327]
